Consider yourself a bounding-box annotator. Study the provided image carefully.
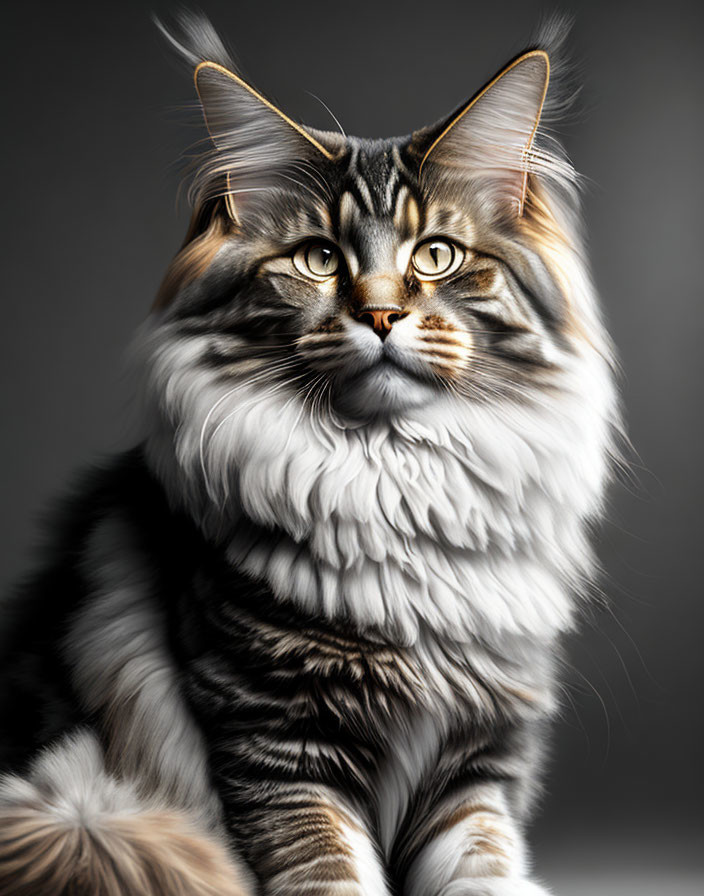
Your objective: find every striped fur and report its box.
[0,13,619,896]
[179,563,553,892]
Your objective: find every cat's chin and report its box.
[333,362,437,419]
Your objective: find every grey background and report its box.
[2,0,703,891]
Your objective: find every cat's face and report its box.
[276,143,568,416]
[194,138,563,420]
[158,41,571,422]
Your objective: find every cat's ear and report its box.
[194,61,334,223]
[418,51,550,216]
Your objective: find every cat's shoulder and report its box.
[0,447,196,673]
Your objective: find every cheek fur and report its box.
[413,313,474,380]
[296,316,383,374]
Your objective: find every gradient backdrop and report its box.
[2,1,702,893]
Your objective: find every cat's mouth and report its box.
[372,354,429,382]
[333,351,439,417]
[362,342,447,386]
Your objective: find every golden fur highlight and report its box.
[0,731,250,896]
[520,182,599,350]
[154,205,229,311]
[0,804,249,896]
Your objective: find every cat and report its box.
[0,12,619,896]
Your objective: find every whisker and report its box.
[305,91,346,137]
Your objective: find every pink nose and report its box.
[353,305,407,340]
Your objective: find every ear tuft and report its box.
[157,13,334,225]
[154,9,237,71]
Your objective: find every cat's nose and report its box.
[353,305,407,340]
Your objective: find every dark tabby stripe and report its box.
[170,547,542,892]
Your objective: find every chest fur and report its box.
[177,570,551,807]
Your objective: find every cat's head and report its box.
[139,15,617,562]
[148,15,606,422]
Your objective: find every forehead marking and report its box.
[384,165,400,211]
[315,202,333,234]
[422,205,476,245]
[392,144,415,182]
[406,196,420,233]
[354,174,375,215]
[393,185,411,231]
[339,191,362,232]
[392,186,421,245]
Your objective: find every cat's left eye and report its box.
[293,241,341,281]
[412,238,464,280]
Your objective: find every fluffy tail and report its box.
[0,731,249,896]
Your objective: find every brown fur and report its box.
[419,314,457,331]
[153,205,230,311]
[243,801,362,889]
[351,273,405,309]
[426,802,498,839]
[521,182,596,348]
[419,334,464,347]
[0,804,249,896]
[466,266,496,291]
[0,732,250,896]
[315,316,345,334]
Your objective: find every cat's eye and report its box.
[412,239,463,280]
[293,241,341,280]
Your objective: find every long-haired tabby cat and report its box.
[0,12,619,896]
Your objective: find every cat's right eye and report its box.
[293,241,341,281]
[411,238,463,280]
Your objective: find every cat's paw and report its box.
[437,878,552,896]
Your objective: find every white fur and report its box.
[0,729,144,822]
[406,787,527,896]
[139,314,615,650]
[339,816,391,896]
[438,881,551,896]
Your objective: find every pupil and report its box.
[428,242,450,270]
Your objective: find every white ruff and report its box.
[140,319,616,649]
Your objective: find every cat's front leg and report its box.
[403,782,549,896]
[232,783,390,896]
